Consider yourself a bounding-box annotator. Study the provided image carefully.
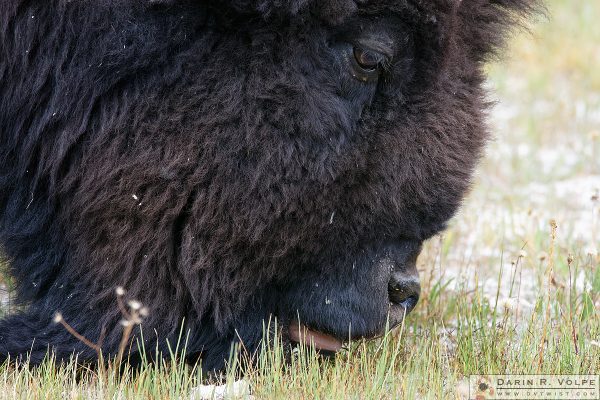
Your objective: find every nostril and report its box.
[388,273,420,313]
[398,295,419,313]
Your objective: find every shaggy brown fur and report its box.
[0,0,538,371]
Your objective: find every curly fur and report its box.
[0,0,538,371]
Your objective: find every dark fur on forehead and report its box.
[218,0,359,22]
[151,0,540,43]
[207,0,539,27]
[156,0,540,60]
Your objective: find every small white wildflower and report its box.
[139,307,149,317]
[115,286,125,296]
[120,319,132,327]
[53,312,63,323]
[128,300,142,311]
[132,194,139,200]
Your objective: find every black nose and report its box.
[388,271,421,314]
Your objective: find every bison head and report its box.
[0,0,537,372]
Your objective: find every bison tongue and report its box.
[288,322,343,352]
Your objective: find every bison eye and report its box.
[353,47,381,71]
[347,45,389,83]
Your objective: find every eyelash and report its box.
[349,45,393,83]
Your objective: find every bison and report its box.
[0,0,537,372]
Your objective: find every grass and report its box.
[1,0,599,398]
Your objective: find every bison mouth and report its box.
[279,241,422,353]
[288,322,345,353]
[269,240,421,355]
[287,293,420,353]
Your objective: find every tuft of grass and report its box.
[1,0,599,398]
